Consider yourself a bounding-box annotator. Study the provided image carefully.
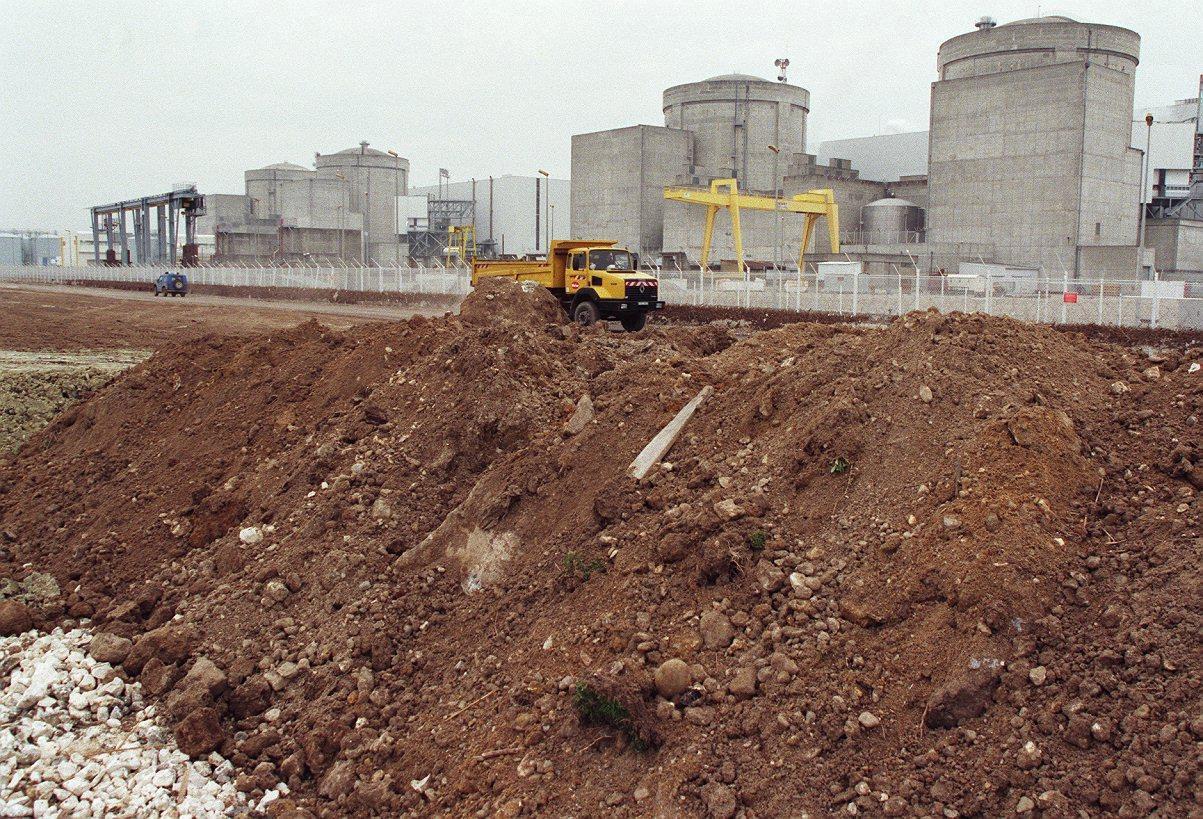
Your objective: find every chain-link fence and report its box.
[2,263,1200,330]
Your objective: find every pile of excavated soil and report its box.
[0,350,148,453]
[1,280,1200,817]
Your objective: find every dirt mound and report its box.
[0,350,146,453]
[458,276,564,327]
[0,308,1200,816]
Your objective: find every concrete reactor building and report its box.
[926,15,1143,277]
[197,142,408,264]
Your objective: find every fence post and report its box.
[1151,271,1160,329]
[940,275,946,313]
[1097,271,1105,326]
[984,272,992,315]
[1117,293,1124,327]
[894,264,903,316]
[1060,271,1068,325]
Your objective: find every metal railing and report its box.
[1,263,1200,330]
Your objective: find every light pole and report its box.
[1139,113,1153,253]
[388,150,401,263]
[549,204,555,248]
[538,169,550,254]
[768,144,782,275]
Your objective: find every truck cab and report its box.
[561,245,663,331]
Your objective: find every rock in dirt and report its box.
[654,658,692,698]
[123,623,196,675]
[564,394,594,435]
[699,610,735,650]
[0,599,33,635]
[728,667,757,699]
[174,706,226,758]
[181,656,228,697]
[88,631,133,664]
[923,668,1000,729]
[702,781,738,819]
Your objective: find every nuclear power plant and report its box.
[570,14,1202,281]
[67,13,1202,282]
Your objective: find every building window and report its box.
[1095,222,1102,237]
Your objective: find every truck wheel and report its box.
[572,300,600,326]
[620,312,647,332]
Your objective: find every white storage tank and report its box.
[663,74,809,193]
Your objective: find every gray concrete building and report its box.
[571,126,691,257]
[927,16,1143,277]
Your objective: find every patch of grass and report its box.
[563,550,608,581]
[572,682,646,751]
[829,456,850,475]
[747,530,767,551]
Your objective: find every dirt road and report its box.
[0,284,447,351]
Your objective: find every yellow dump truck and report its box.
[471,240,664,331]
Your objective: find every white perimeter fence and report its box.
[2,263,1201,331]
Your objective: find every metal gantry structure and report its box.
[90,187,206,266]
[664,178,840,274]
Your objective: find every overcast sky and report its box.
[0,0,1195,230]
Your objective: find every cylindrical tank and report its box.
[862,198,924,244]
[663,74,809,193]
[245,163,314,219]
[315,143,409,263]
[936,16,1139,81]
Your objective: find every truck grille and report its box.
[625,279,658,298]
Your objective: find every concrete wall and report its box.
[570,125,691,255]
[409,175,569,257]
[195,194,253,235]
[888,176,930,211]
[1146,218,1203,281]
[928,17,1141,276]
[663,75,808,193]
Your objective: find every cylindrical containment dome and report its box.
[936,15,1139,80]
[245,163,314,219]
[663,74,809,193]
[315,144,409,264]
[862,198,925,244]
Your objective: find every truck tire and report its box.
[572,300,600,326]
[620,312,647,332]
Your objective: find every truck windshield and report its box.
[588,250,633,270]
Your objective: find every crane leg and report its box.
[730,202,744,276]
[700,205,718,272]
[799,213,817,273]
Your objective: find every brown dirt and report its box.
[0,282,1200,817]
[67,278,462,311]
[0,285,424,351]
[0,350,149,453]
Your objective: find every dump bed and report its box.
[471,240,618,288]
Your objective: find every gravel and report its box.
[1,626,255,817]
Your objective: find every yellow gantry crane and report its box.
[663,178,839,273]
[445,225,476,263]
